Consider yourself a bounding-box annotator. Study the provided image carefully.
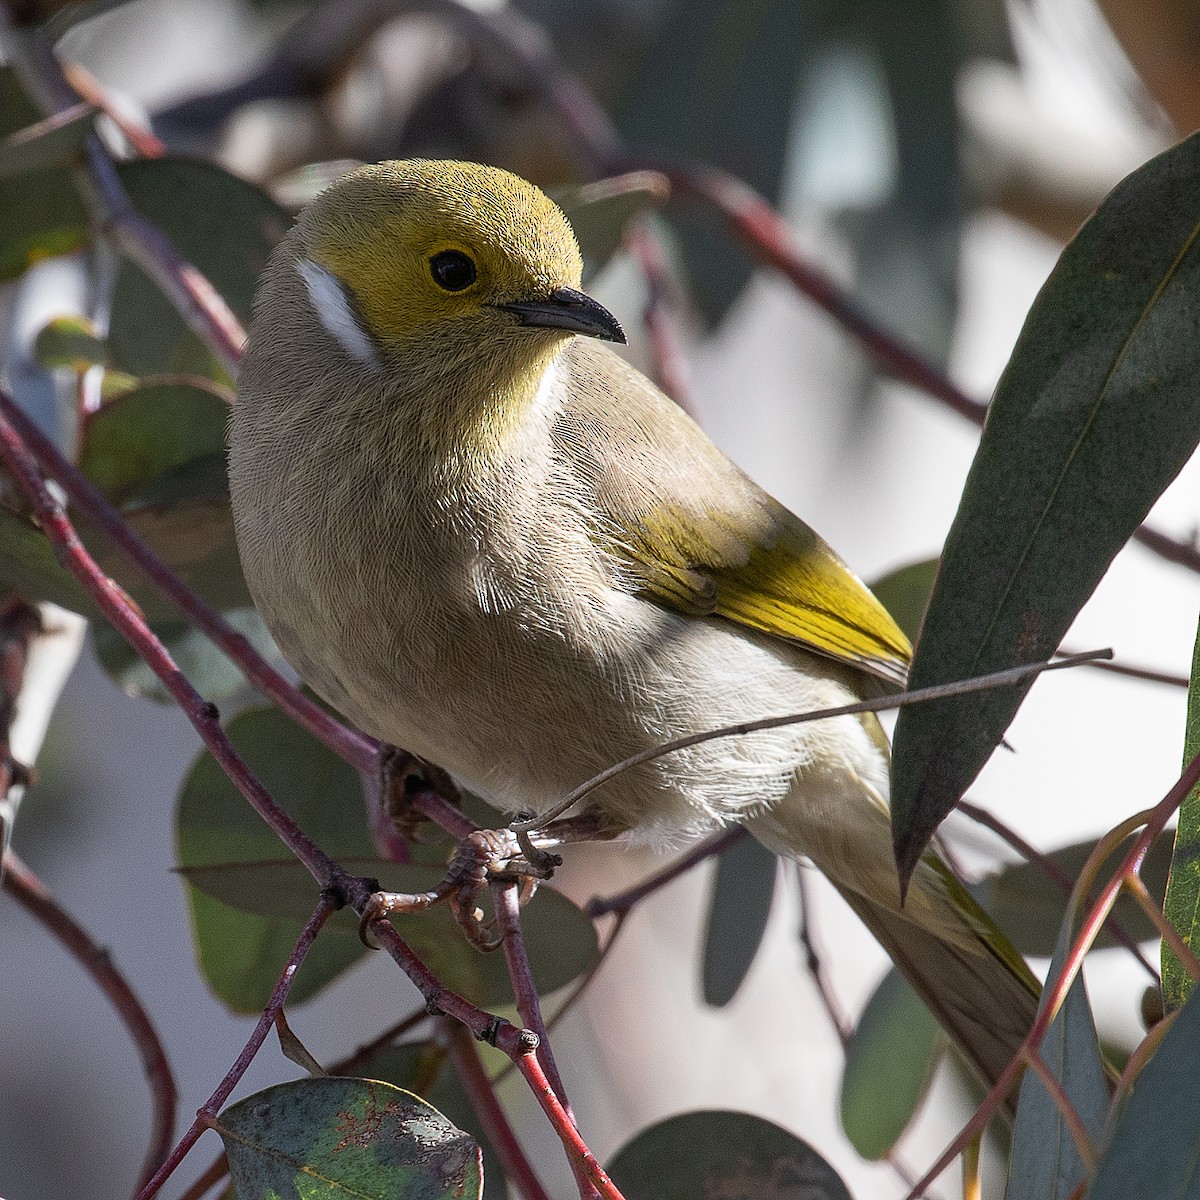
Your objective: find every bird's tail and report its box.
[746,756,1039,1112]
[834,867,1039,1112]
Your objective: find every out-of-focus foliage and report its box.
[3,1,1200,1197]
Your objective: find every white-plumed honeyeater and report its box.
[229,159,1039,1098]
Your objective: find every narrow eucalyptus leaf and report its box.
[892,129,1200,882]
[1008,919,1109,1200]
[1163,612,1200,1009]
[702,833,776,1006]
[841,967,943,1159]
[1089,988,1200,1199]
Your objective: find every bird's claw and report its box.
[359,827,557,952]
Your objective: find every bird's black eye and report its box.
[429,250,477,292]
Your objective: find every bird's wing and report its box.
[553,340,912,687]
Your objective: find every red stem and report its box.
[957,799,1159,979]
[3,849,177,1193]
[134,897,335,1200]
[625,219,695,415]
[905,750,1200,1198]
[447,1021,555,1200]
[515,1052,628,1200]
[494,883,599,1200]
[0,390,377,774]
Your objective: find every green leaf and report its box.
[33,315,108,372]
[891,129,1200,882]
[870,557,937,645]
[702,833,776,1006]
[1163,611,1200,1009]
[110,157,289,378]
[177,703,376,1011]
[1088,986,1200,1200]
[0,101,94,180]
[608,1110,851,1200]
[371,1043,509,1200]
[840,967,943,1159]
[1008,917,1109,1200]
[975,833,1172,958]
[177,705,599,1011]
[0,506,103,619]
[216,1078,482,1200]
[557,170,669,282]
[614,0,809,326]
[78,379,229,500]
[91,606,278,704]
[0,67,89,280]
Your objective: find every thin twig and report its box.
[516,650,1110,833]
[795,865,852,1045]
[904,752,1200,1198]
[492,883,597,1199]
[585,826,747,919]
[1124,873,1200,984]
[3,848,177,1192]
[625,218,695,414]
[446,1021,554,1200]
[513,1052,627,1200]
[134,897,335,1200]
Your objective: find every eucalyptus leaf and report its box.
[1162,612,1200,1009]
[0,67,88,280]
[371,1043,509,1200]
[216,1078,482,1200]
[92,606,277,703]
[891,128,1200,883]
[78,379,230,500]
[33,315,108,372]
[608,1110,851,1200]
[869,557,937,645]
[110,157,288,378]
[0,507,103,619]
[702,832,775,1007]
[1088,987,1200,1199]
[976,833,1172,958]
[1008,916,1109,1200]
[841,967,943,1159]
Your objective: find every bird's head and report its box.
[285,159,625,382]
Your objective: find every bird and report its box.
[228,158,1039,1099]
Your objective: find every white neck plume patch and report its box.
[296,258,381,372]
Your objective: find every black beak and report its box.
[495,287,626,344]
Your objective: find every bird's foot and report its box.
[443,827,559,952]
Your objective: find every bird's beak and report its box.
[494,287,626,344]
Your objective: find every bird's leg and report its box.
[446,811,621,950]
[377,745,462,844]
[363,808,619,952]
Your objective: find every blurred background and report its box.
[2,0,1199,1196]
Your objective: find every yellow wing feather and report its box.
[554,339,912,686]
